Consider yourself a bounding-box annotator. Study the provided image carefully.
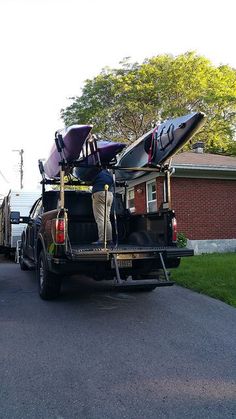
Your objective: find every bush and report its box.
[177,232,187,248]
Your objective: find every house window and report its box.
[127,188,135,212]
[146,180,157,212]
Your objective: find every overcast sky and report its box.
[0,0,235,193]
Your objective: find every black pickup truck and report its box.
[19,173,193,300]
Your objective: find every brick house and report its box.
[124,146,236,253]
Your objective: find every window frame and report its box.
[126,187,135,213]
[146,179,157,213]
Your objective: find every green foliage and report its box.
[52,176,90,191]
[61,52,236,154]
[177,232,187,248]
[171,253,236,308]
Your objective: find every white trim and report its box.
[146,179,157,213]
[123,166,236,186]
[125,173,159,188]
[126,187,135,213]
[173,164,236,171]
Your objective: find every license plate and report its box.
[111,259,132,268]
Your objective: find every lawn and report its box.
[171,253,236,308]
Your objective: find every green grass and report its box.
[171,253,236,308]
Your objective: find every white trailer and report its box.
[0,190,40,255]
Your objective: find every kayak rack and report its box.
[38,132,174,258]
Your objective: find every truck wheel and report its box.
[19,243,29,271]
[37,250,61,300]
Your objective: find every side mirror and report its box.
[10,211,21,224]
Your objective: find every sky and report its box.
[0,0,235,195]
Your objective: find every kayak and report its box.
[116,112,206,180]
[44,124,93,178]
[74,140,125,181]
[95,140,126,163]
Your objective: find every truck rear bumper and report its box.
[48,245,193,276]
[164,247,194,258]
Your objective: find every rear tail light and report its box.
[55,218,65,244]
[172,217,177,242]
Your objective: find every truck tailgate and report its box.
[67,245,194,261]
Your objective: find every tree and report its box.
[61,52,236,154]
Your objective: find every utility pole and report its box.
[12,149,24,189]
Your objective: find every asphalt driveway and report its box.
[0,260,236,419]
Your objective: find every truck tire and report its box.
[37,250,61,300]
[19,242,29,271]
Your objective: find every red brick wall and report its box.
[170,178,236,240]
[156,177,164,205]
[134,182,146,214]
[134,177,236,240]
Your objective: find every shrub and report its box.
[177,232,187,248]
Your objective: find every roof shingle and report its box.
[172,152,236,169]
